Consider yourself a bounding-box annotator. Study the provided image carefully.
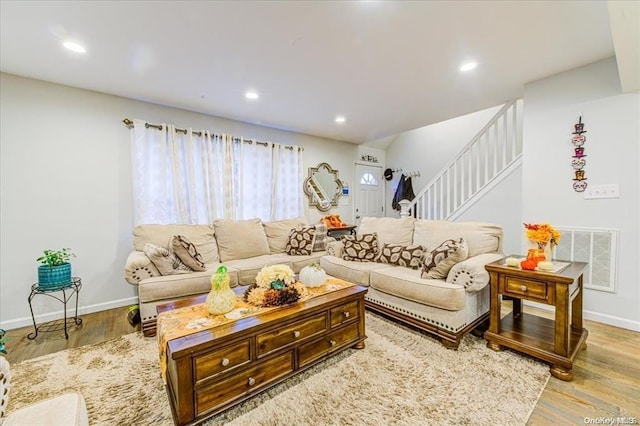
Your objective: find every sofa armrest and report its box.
[124,251,161,285]
[447,253,504,293]
[325,240,345,258]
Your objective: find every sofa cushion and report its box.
[421,238,469,279]
[143,243,193,276]
[412,220,502,257]
[263,217,308,254]
[358,217,415,245]
[370,267,466,311]
[225,254,294,285]
[171,235,206,271]
[375,243,425,270]
[214,218,270,262]
[133,224,219,264]
[342,233,378,262]
[286,226,316,255]
[312,223,328,252]
[137,266,240,303]
[320,255,389,286]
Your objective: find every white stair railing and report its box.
[406,99,523,220]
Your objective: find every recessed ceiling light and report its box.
[459,62,477,72]
[63,41,86,54]
[245,91,259,100]
[335,116,346,124]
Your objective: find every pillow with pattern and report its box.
[375,243,425,269]
[171,235,206,271]
[143,243,193,276]
[286,225,316,256]
[421,238,468,279]
[312,223,328,252]
[341,233,378,262]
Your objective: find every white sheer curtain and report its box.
[130,119,303,225]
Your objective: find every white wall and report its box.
[522,57,640,330]
[383,105,502,216]
[0,73,357,329]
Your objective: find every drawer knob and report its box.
[343,311,350,318]
[248,377,256,386]
[221,357,230,367]
[293,330,301,338]
[330,340,336,347]
[520,285,528,291]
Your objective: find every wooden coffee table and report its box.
[157,284,367,426]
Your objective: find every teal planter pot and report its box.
[38,263,72,287]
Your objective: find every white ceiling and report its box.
[0,1,630,144]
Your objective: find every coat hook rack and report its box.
[405,171,421,179]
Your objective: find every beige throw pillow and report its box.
[421,238,468,279]
[143,243,193,276]
[263,217,308,254]
[214,218,270,262]
[342,233,378,262]
[171,235,206,271]
[375,243,425,269]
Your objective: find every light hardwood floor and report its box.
[3,303,639,425]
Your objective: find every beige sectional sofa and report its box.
[124,217,326,336]
[320,217,504,348]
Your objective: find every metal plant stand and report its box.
[28,277,83,339]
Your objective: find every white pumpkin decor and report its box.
[299,263,327,287]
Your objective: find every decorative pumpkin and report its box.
[520,259,537,271]
[299,263,327,287]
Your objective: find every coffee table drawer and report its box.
[194,339,251,382]
[298,322,360,367]
[330,300,359,328]
[195,351,294,415]
[257,313,327,357]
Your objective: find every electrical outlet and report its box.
[583,184,620,199]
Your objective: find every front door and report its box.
[354,164,383,225]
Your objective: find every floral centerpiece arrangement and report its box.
[524,223,561,249]
[244,264,308,307]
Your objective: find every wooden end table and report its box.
[483,258,588,381]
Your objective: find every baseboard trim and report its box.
[2,296,139,330]
[522,300,640,332]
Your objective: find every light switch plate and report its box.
[583,184,620,199]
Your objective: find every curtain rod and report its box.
[122,118,303,151]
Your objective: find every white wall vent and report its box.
[554,227,618,293]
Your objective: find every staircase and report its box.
[404,99,523,220]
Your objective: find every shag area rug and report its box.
[8,313,549,425]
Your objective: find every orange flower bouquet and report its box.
[524,223,561,250]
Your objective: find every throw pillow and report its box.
[375,243,425,269]
[421,238,469,279]
[213,218,270,261]
[341,233,378,262]
[286,226,316,256]
[312,223,328,252]
[171,235,206,271]
[143,243,193,276]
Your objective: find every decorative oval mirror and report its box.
[303,162,343,212]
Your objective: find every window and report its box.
[360,172,377,186]
[129,119,304,225]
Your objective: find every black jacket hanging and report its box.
[392,174,416,211]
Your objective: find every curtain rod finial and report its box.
[123,118,133,127]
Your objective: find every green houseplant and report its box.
[37,248,76,287]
